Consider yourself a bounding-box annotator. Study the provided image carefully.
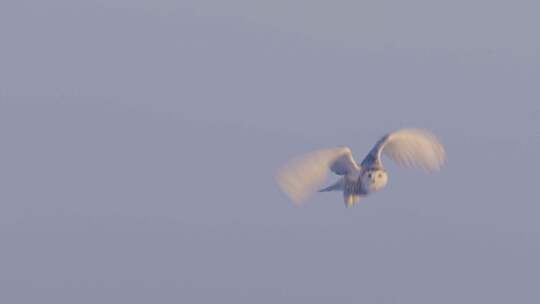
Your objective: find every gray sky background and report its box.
[1,1,539,303]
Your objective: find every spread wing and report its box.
[361,128,446,171]
[276,147,359,204]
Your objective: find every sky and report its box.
[1,0,539,303]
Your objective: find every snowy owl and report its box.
[276,128,446,207]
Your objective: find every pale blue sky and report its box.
[1,1,539,303]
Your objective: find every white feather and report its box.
[377,129,446,171]
[275,147,359,204]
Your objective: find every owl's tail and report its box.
[318,178,344,192]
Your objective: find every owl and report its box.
[276,128,446,207]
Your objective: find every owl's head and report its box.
[361,169,388,193]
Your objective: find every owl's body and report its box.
[276,128,446,207]
[319,167,389,207]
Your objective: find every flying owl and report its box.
[276,128,446,207]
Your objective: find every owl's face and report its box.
[361,169,388,193]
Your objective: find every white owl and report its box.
[276,128,446,207]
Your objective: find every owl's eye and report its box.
[378,173,383,178]
[368,173,372,178]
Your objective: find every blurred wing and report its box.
[276,147,359,204]
[361,129,446,171]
